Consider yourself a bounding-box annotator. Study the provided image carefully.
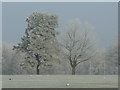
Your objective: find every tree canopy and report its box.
[13,12,59,74]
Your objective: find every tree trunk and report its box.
[36,64,39,75]
[72,66,76,75]
[35,54,40,75]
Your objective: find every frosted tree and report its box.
[60,19,96,75]
[13,12,59,75]
[105,38,118,74]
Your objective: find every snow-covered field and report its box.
[2,75,118,88]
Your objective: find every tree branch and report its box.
[76,55,94,65]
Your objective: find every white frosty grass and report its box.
[2,75,118,88]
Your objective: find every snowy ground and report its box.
[2,75,118,88]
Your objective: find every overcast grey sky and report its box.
[2,2,118,48]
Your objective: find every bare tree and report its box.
[61,19,96,75]
[105,37,118,74]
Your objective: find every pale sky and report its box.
[2,2,118,48]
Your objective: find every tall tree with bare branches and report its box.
[61,19,96,75]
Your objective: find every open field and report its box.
[2,75,118,88]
